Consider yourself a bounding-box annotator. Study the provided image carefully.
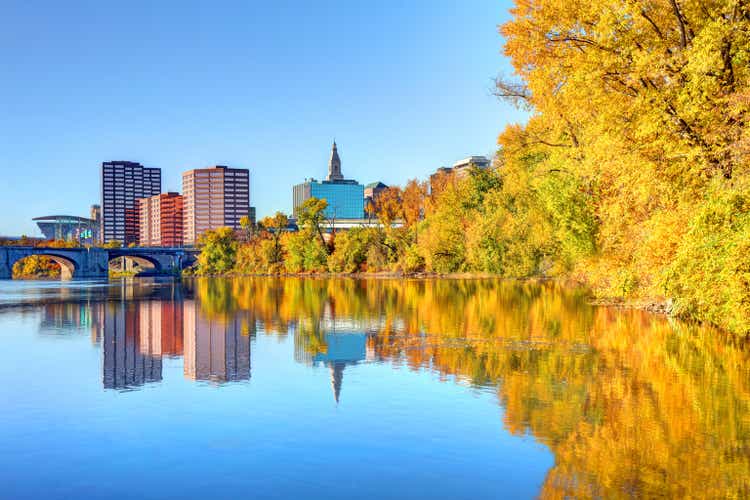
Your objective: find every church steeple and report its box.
[326,140,343,182]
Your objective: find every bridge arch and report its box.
[10,252,78,280]
[107,253,163,275]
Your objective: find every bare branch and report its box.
[493,77,532,109]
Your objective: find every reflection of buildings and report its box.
[159,302,184,357]
[39,302,95,332]
[101,300,185,389]
[96,296,251,388]
[296,328,371,403]
[102,301,163,389]
[183,301,252,382]
[36,301,105,345]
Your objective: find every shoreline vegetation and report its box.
[190,2,750,337]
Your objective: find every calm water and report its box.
[0,277,748,499]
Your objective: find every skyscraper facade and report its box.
[138,192,184,247]
[292,142,364,219]
[101,161,161,244]
[181,166,250,245]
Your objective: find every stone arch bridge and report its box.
[0,246,199,280]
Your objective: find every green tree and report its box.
[260,212,289,266]
[328,227,378,273]
[297,198,329,252]
[196,227,238,275]
[283,231,327,273]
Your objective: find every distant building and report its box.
[364,181,388,205]
[452,156,491,176]
[138,192,184,247]
[293,142,364,219]
[33,215,99,244]
[182,166,250,246]
[429,156,490,194]
[101,161,162,244]
[90,205,101,241]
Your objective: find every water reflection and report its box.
[102,301,163,388]
[183,301,252,382]
[20,277,750,498]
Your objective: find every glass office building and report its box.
[293,180,364,219]
[292,142,364,219]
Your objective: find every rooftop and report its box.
[452,156,490,169]
[32,215,95,224]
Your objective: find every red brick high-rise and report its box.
[138,192,184,247]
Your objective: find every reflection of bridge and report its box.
[0,246,199,279]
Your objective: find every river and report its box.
[0,277,747,499]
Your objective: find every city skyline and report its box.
[0,0,524,236]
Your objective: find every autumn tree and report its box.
[402,179,427,229]
[375,186,402,228]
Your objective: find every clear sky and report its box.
[0,0,523,236]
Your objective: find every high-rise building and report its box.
[138,192,184,247]
[101,161,161,244]
[292,142,364,219]
[182,166,250,246]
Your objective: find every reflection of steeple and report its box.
[330,362,345,404]
[326,140,343,181]
[309,332,367,404]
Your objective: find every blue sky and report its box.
[0,0,523,236]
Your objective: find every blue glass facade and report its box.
[310,182,364,219]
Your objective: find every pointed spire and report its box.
[327,140,343,182]
[330,362,344,404]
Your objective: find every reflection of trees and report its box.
[195,277,750,498]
